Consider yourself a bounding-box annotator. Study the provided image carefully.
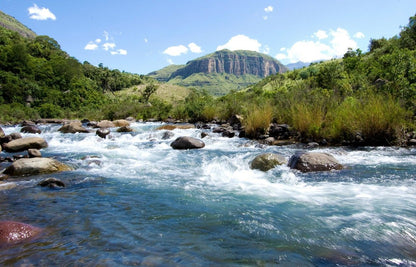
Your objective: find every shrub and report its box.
[243,104,273,138]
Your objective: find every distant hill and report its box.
[285,61,311,70]
[0,10,36,38]
[149,50,288,95]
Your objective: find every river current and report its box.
[0,122,416,266]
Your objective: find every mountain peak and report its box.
[169,49,287,80]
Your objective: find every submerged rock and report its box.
[116,126,134,133]
[3,137,48,152]
[0,221,42,245]
[170,136,205,150]
[4,158,72,176]
[38,178,66,189]
[288,152,343,172]
[250,153,286,171]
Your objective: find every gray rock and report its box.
[38,178,65,189]
[58,121,89,134]
[171,136,205,150]
[4,158,72,176]
[97,120,115,128]
[96,128,110,139]
[250,153,286,171]
[162,131,175,140]
[28,148,42,158]
[3,137,48,152]
[20,125,41,134]
[288,152,343,172]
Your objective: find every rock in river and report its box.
[4,158,72,176]
[288,152,343,172]
[3,137,48,152]
[0,221,42,246]
[171,136,205,150]
[250,153,286,171]
[58,121,89,134]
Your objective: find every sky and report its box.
[1,0,416,74]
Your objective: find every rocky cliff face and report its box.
[170,50,287,79]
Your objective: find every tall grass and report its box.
[243,104,273,138]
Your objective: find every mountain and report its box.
[149,50,288,95]
[0,10,36,38]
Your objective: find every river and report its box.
[0,122,415,266]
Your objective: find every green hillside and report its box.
[0,10,36,38]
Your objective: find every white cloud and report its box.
[28,4,56,21]
[188,42,202,53]
[103,42,116,51]
[84,42,98,51]
[104,31,110,41]
[95,39,102,44]
[262,45,270,54]
[264,6,273,13]
[217,35,262,52]
[276,28,360,63]
[111,49,127,55]
[354,32,365,39]
[330,28,358,56]
[144,38,148,43]
[314,30,328,40]
[163,45,188,56]
[263,16,269,21]
[167,59,174,65]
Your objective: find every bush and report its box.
[37,103,64,118]
[243,104,273,138]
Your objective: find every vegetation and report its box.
[0,12,416,146]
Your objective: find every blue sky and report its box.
[1,0,416,74]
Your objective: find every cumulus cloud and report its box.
[264,6,273,13]
[28,4,56,21]
[276,28,361,63]
[188,42,202,53]
[163,42,202,56]
[354,32,365,39]
[314,30,328,40]
[217,35,262,52]
[84,42,98,51]
[163,45,188,56]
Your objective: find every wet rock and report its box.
[0,174,9,181]
[4,158,72,176]
[269,123,292,140]
[408,139,416,146]
[0,133,22,145]
[28,148,42,158]
[0,126,5,138]
[3,137,48,152]
[0,221,42,245]
[20,125,41,134]
[113,119,130,127]
[170,136,205,150]
[228,114,244,130]
[288,152,343,172]
[116,126,134,133]
[162,131,175,140]
[96,128,110,139]
[58,121,89,134]
[306,142,320,149]
[250,153,286,171]
[0,182,16,191]
[201,132,209,139]
[156,124,195,131]
[38,177,65,189]
[222,130,235,138]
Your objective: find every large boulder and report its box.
[288,152,343,172]
[250,153,286,171]
[58,121,89,134]
[4,158,72,176]
[97,120,115,128]
[3,137,48,152]
[20,125,41,134]
[113,119,130,127]
[170,136,205,150]
[0,221,42,245]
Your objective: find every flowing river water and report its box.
[0,122,416,266]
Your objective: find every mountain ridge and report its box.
[0,10,36,38]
